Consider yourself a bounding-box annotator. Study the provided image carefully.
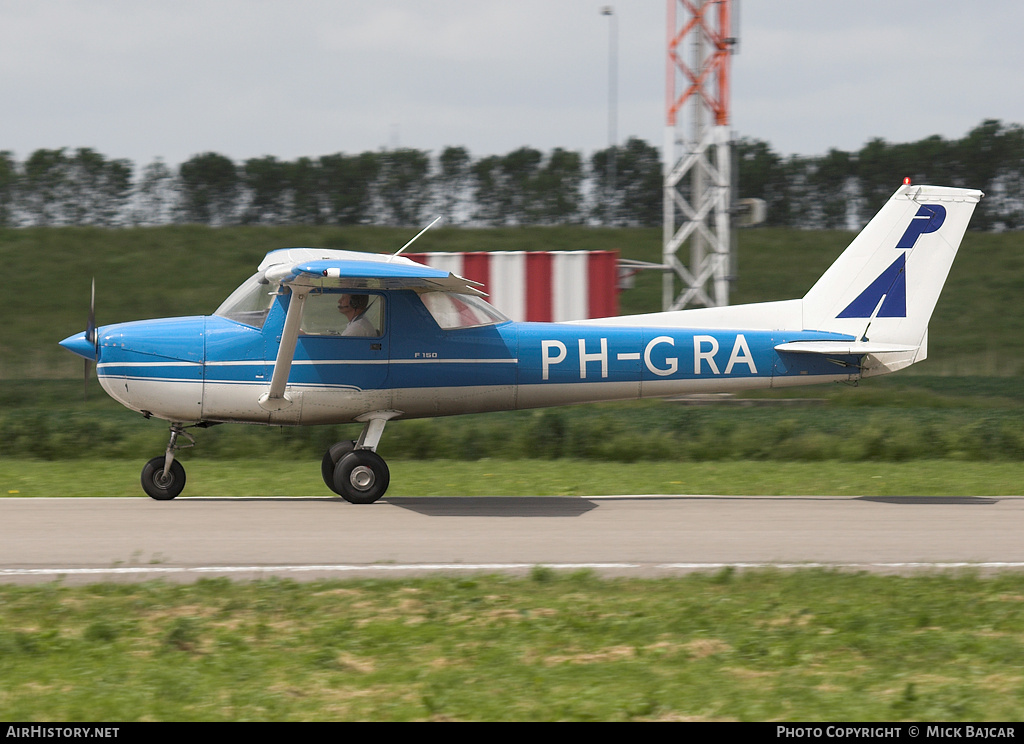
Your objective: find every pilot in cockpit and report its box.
[338,294,376,336]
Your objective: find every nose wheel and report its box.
[141,457,186,500]
[141,424,194,500]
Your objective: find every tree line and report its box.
[737,119,1024,231]
[0,119,1020,230]
[0,139,660,229]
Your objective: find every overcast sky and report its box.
[3,0,1023,168]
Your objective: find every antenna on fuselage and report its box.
[388,216,443,262]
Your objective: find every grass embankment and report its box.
[2,223,1023,378]
[2,571,1023,721]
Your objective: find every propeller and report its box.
[84,278,97,399]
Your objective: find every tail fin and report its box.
[802,184,983,351]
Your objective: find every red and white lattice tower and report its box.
[664,0,735,310]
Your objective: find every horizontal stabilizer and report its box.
[774,341,919,355]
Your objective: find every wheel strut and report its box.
[163,424,195,476]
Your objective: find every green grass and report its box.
[2,571,1023,721]
[3,458,1023,498]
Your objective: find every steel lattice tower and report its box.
[663,0,735,310]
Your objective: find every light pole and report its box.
[601,5,617,226]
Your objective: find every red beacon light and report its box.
[903,177,912,185]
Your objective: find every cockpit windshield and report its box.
[420,291,510,330]
[214,273,278,329]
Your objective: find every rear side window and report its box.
[420,292,509,330]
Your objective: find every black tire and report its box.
[321,440,357,494]
[332,450,390,504]
[141,456,186,500]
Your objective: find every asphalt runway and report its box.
[2,495,1023,584]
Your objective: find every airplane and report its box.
[59,182,982,503]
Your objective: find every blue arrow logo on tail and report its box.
[837,204,945,319]
[838,254,906,318]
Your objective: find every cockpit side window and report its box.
[214,273,278,329]
[301,291,385,337]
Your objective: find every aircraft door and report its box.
[291,291,391,419]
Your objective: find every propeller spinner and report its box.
[57,279,100,398]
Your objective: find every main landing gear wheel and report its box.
[141,456,186,501]
[321,440,357,495]
[332,450,390,504]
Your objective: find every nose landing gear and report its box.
[141,424,194,500]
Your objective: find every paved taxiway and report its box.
[2,495,1023,583]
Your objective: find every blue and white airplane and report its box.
[60,183,982,503]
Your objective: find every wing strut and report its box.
[258,287,310,412]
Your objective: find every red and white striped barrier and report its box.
[405,251,619,322]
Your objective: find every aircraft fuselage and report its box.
[91,288,860,426]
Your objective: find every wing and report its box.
[260,248,485,296]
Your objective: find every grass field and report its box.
[3,458,1024,499]
[2,571,1023,721]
